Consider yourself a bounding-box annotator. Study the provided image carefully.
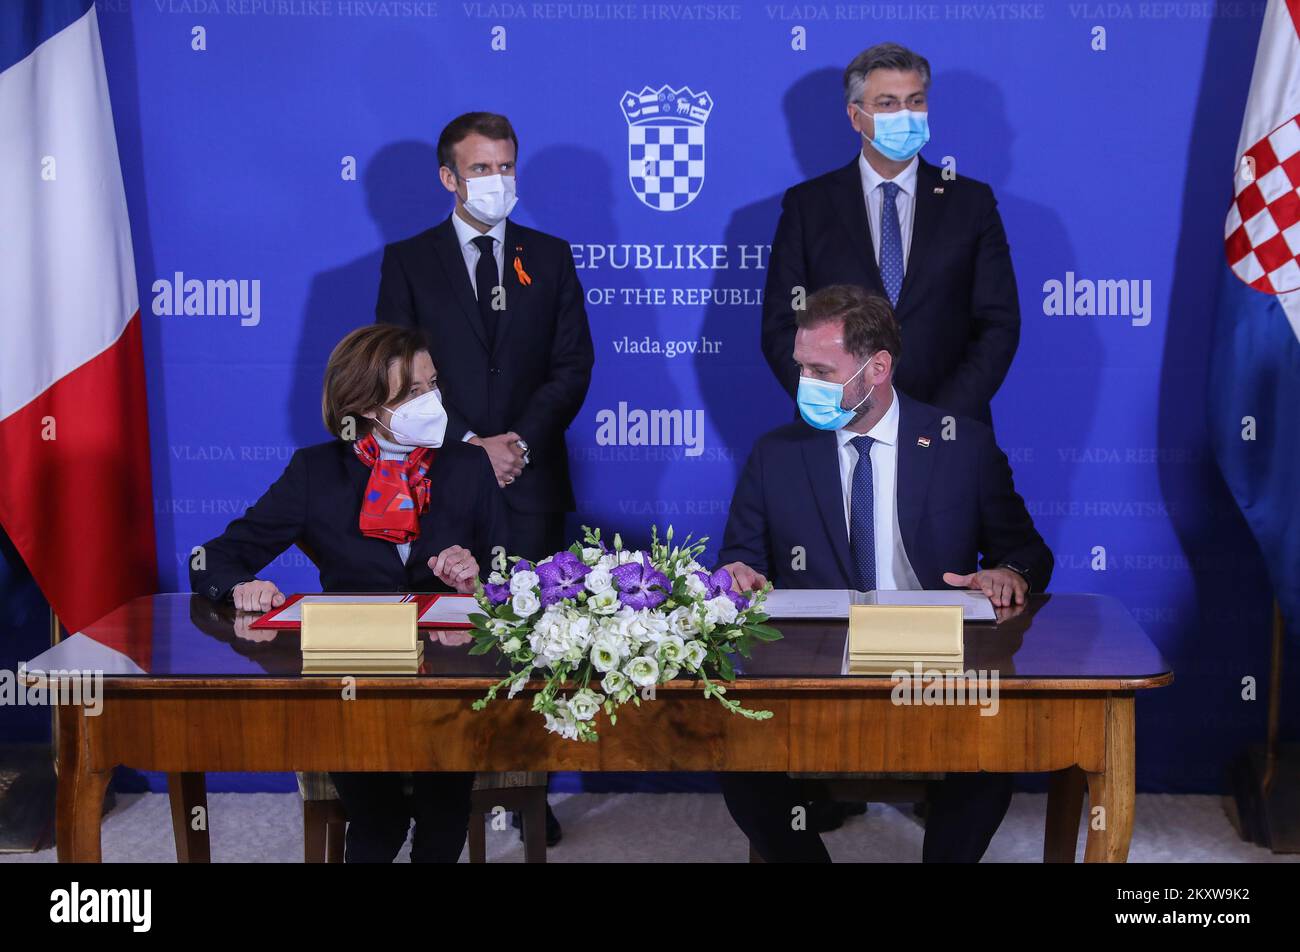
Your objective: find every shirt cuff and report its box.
[462,431,477,442]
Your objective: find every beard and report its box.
[845,383,876,425]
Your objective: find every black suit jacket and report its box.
[190,440,507,600]
[717,392,1051,592]
[376,216,594,514]
[761,155,1019,425]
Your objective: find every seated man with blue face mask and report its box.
[717,284,1053,863]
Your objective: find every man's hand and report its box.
[471,432,526,487]
[721,561,768,593]
[430,545,479,593]
[942,568,1027,608]
[231,580,285,613]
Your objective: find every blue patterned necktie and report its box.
[879,181,904,307]
[849,434,877,592]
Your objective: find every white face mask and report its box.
[373,387,448,448]
[462,173,517,227]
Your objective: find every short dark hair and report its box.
[797,285,902,364]
[321,324,429,439]
[843,42,931,105]
[436,112,519,176]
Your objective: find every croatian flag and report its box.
[1213,0,1300,635]
[0,2,157,633]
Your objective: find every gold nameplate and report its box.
[300,602,417,652]
[848,604,964,672]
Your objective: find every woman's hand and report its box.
[430,545,479,593]
[231,579,285,612]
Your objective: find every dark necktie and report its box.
[472,234,499,348]
[879,181,904,307]
[849,434,877,592]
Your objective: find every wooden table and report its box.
[31,593,1171,862]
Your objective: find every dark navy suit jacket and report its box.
[376,216,594,515]
[717,392,1052,592]
[190,439,507,601]
[761,156,1020,425]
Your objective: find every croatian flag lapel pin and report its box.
[917,436,931,447]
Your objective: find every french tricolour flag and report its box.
[0,1,157,633]
[1214,0,1300,634]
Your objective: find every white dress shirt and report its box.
[834,388,921,591]
[858,152,918,272]
[450,210,507,297]
[448,211,508,442]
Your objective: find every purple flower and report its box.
[511,559,535,576]
[696,568,750,611]
[484,582,510,606]
[535,551,590,606]
[611,559,671,611]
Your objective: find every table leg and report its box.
[54,705,111,863]
[1043,766,1086,862]
[1083,694,1135,863]
[168,772,211,863]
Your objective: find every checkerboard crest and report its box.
[1226,114,1300,293]
[622,85,713,211]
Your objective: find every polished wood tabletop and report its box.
[37,592,1171,863]
[31,592,1171,692]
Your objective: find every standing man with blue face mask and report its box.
[376,113,594,847]
[761,43,1020,427]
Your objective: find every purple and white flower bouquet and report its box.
[468,525,780,741]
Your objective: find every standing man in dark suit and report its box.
[761,43,1019,426]
[720,285,1052,862]
[377,111,594,569]
[376,113,594,845]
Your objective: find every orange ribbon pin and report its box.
[513,255,532,286]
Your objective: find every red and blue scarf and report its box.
[353,435,434,544]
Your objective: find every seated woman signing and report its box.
[190,323,506,862]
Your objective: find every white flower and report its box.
[667,605,700,637]
[627,610,669,646]
[581,547,604,564]
[661,664,680,682]
[584,564,614,594]
[510,570,539,594]
[704,594,738,626]
[615,549,644,566]
[587,588,621,615]
[684,573,708,599]
[623,654,660,688]
[511,589,540,617]
[507,668,532,699]
[501,636,522,654]
[568,689,602,722]
[543,704,579,740]
[601,670,628,696]
[590,632,626,673]
[597,553,618,570]
[488,571,506,585]
[658,634,687,666]
[488,618,514,636]
[683,640,707,670]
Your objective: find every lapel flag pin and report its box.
[917,436,931,447]
[933,187,944,194]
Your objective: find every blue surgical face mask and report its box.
[857,105,929,162]
[797,357,877,431]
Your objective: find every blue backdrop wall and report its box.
[63,0,1295,793]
